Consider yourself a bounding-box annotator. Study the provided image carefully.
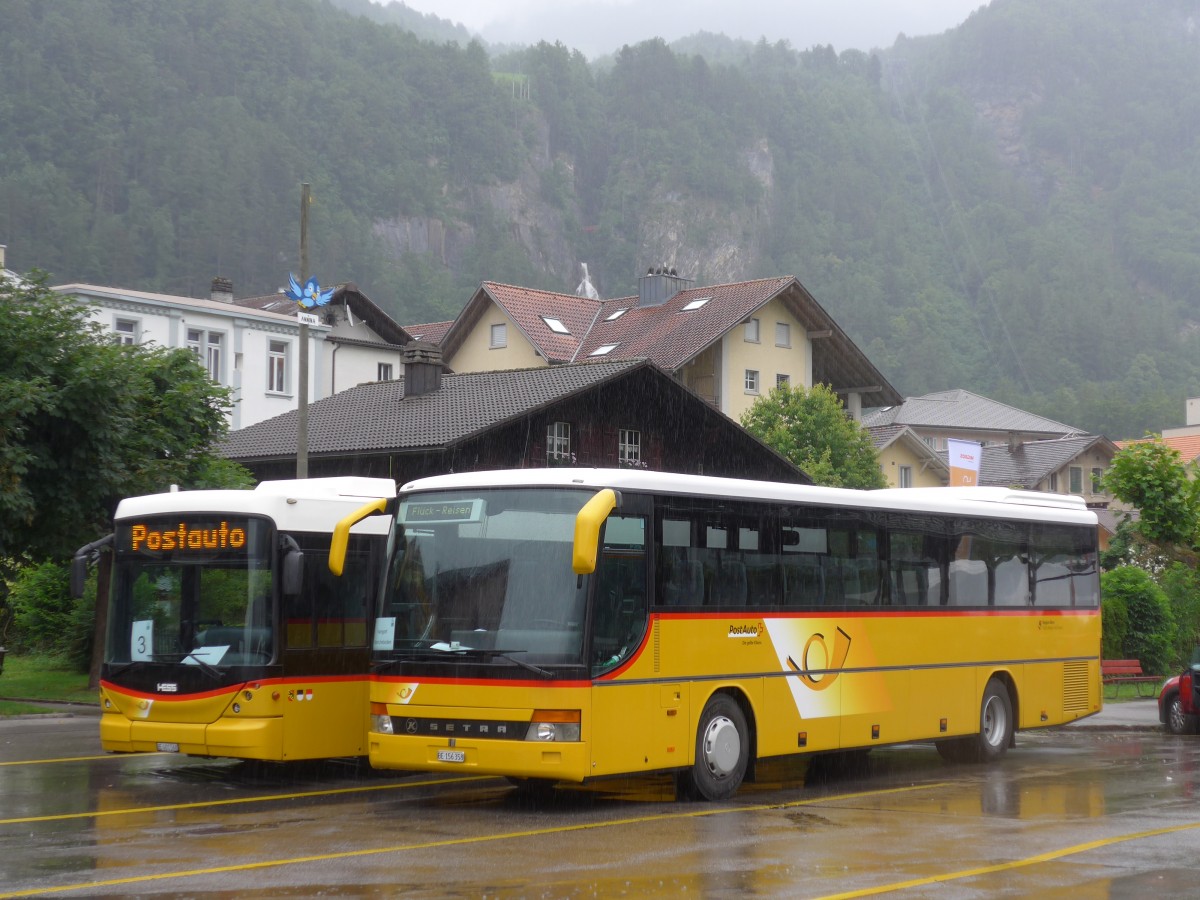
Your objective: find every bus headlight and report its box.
[370,702,394,735]
[525,710,581,742]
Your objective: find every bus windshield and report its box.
[106,515,275,667]
[374,488,593,669]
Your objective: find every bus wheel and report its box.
[680,694,749,801]
[936,678,1013,764]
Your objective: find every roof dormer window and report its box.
[605,308,629,321]
[541,316,570,334]
[590,344,618,356]
[681,297,711,311]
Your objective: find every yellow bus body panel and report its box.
[98,677,369,761]
[368,608,1100,783]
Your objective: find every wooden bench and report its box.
[1101,659,1160,697]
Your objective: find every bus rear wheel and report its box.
[936,678,1013,764]
[679,693,749,801]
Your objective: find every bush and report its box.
[1159,562,1200,668]
[1101,566,1175,674]
[1101,591,1128,661]
[4,561,93,670]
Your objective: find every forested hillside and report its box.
[1,0,1198,438]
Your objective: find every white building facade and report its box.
[54,281,331,430]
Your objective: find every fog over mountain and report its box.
[393,0,987,56]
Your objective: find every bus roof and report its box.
[398,468,1098,526]
[114,477,396,534]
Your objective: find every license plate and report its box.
[436,749,466,763]
[156,742,180,753]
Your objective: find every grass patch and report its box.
[1103,680,1164,702]
[0,654,95,705]
[0,700,59,716]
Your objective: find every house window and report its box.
[898,465,913,488]
[1048,472,1058,492]
[775,322,791,348]
[547,421,572,463]
[590,344,618,356]
[187,328,223,381]
[378,362,393,382]
[267,340,288,393]
[744,369,760,394]
[1069,466,1083,494]
[541,316,570,334]
[744,318,760,343]
[619,428,642,467]
[682,297,711,311]
[114,318,138,345]
[776,373,790,388]
[1091,467,1104,494]
[605,308,629,321]
[490,323,507,348]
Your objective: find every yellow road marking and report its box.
[811,820,1200,899]
[0,754,165,767]
[0,775,489,826]
[0,782,947,898]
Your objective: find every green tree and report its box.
[1100,566,1176,674]
[741,383,886,488]
[1102,438,1200,551]
[0,272,240,563]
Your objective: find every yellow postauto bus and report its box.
[84,477,394,762]
[331,469,1100,800]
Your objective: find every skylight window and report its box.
[605,308,629,321]
[681,297,711,311]
[590,344,618,356]
[541,316,570,335]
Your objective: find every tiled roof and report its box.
[404,320,454,344]
[54,283,303,326]
[221,358,648,461]
[1118,434,1200,465]
[440,276,900,407]
[237,284,412,346]
[968,435,1115,488]
[863,390,1082,436]
[867,424,908,451]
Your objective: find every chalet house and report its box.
[869,425,950,488]
[407,270,901,424]
[865,389,1117,508]
[219,346,809,486]
[863,389,1086,450]
[52,278,411,430]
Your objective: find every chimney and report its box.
[637,264,693,307]
[0,245,6,270]
[402,341,443,398]
[210,276,234,303]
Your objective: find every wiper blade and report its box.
[151,652,223,680]
[105,660,147,679]
[395,646,554,678]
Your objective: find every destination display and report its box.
[117,516,260,556]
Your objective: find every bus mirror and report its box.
[69,534,113,598]
[329,497,390,576]
[573,489,619,575]
[70,556,88,599]
[283,549,304,597]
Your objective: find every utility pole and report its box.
[296,182,310,478]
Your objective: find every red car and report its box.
[1159,646,1200,735]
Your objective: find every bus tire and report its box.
[936,678,1013,764]
[680,693,749,801]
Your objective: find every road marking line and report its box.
[812,820,1200,899]
[0,754,164,767]
[0,776,488,825]
[0,782,948,898]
